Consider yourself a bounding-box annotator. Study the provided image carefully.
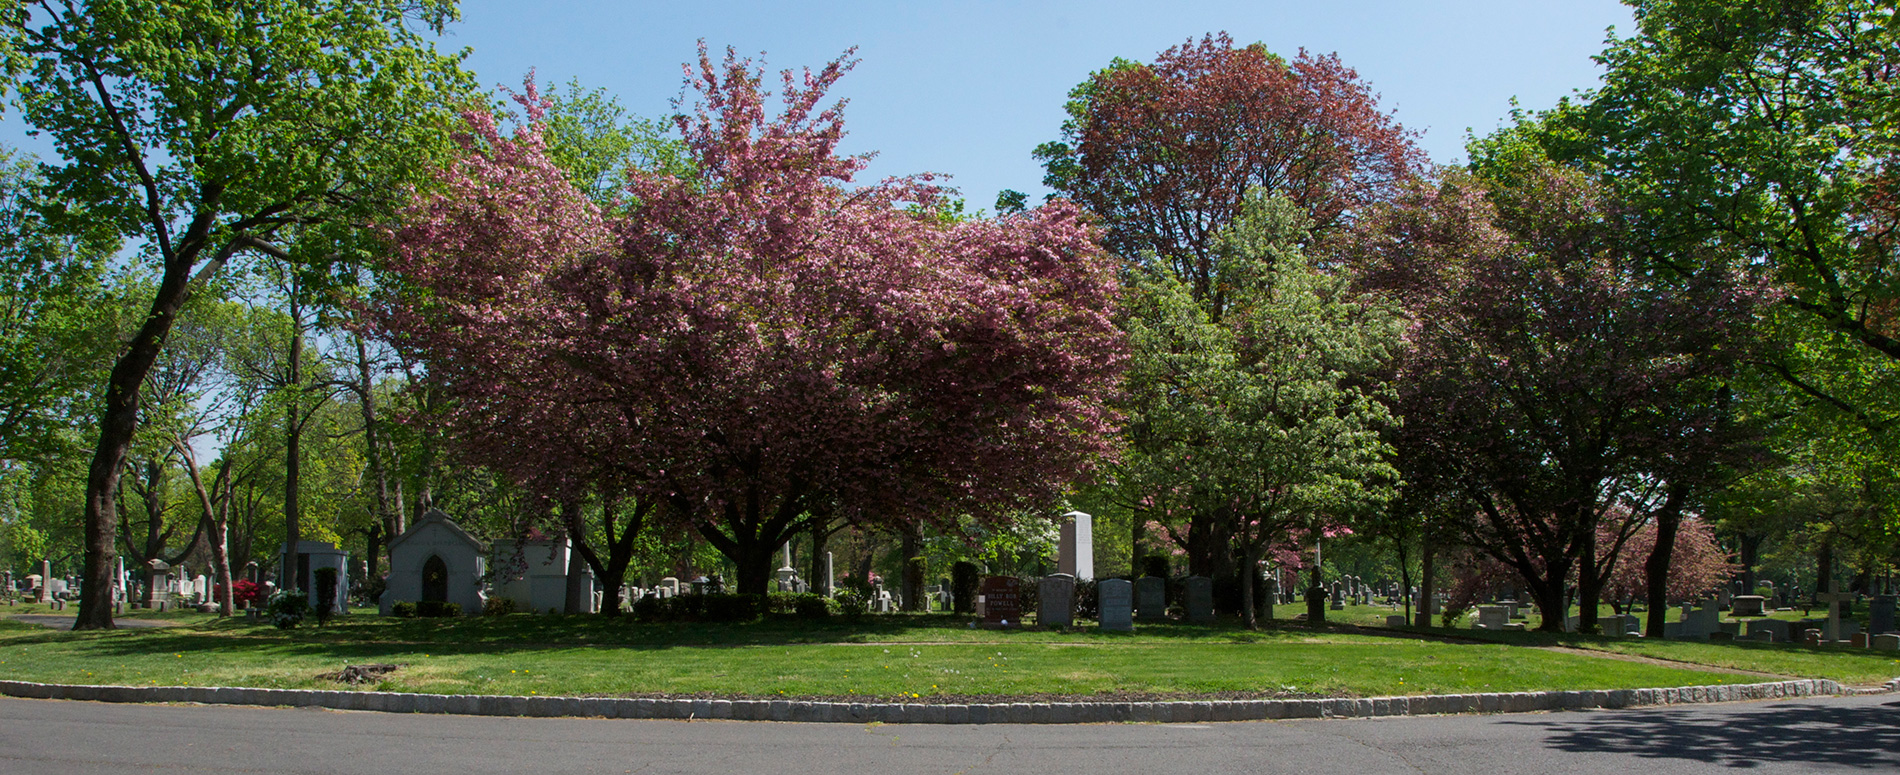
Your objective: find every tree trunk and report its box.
[1738,532,1761,593]
[809,519,830,596]
[355,335,401,555]
[1419,538,1435,627]
[1577,528,1601,634]
[1241,546,1261,630]
[722,537,776,596]
[364,524,384,583]
[1644,484,1688,638]
[76,255,210,628]
[1307,557,1325,625]
[1815,542,1834,601]
[1529,574,1568,632]
[562,499,588,615]
[281,290,304,592]
[1396,533,1415,628]
[900,525,923,612]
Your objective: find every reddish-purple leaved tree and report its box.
[376,49,1125,595]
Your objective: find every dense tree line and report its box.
[0,0,1894,632]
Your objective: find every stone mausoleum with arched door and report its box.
[380,509,486,616]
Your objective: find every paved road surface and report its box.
[0,693,1893,774]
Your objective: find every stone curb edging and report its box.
[0,678,1871,724]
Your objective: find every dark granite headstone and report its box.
[1097,579,1133,631]
[1185,575,1214,624]
[1135,576,1167,622]
[980,576,1022,626]
[1038,573,1075,628]
[1871,595,1897,635]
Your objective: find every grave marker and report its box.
[1185,575,1214,624]
[1869,595,1896,635]
[1056,511,1093,580]
[980,576,1022,626]
[1098,579,1133,632]
[1816,578,1854,642]
[1038,573,1075,628]
[1135,576,1167,622]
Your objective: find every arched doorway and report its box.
[422,555,448,603]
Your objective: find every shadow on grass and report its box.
[1511,699,1900,769]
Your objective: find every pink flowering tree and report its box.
[1601,517,1739,609]
[376,48,1125,595]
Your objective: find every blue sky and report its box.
[443,0,1634,211]
[0,2,1634,211]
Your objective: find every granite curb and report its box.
[0,677,1876,723]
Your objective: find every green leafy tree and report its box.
[11,0,473,628]
[1116,192,1401,627]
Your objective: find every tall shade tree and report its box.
[0,148,120,467]
[1353,162,1764,632]
[1116,191,1400,626]
[12,0,471,629]
[1035,32,1422,310]
[376,49,1126,595]
[1552,0,1900,437]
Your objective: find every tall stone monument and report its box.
[1057,510,1093,580]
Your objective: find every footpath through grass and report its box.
[0,605,1852,702]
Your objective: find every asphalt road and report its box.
[0,693,1894,774]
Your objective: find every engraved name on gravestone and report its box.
[1097,578,1133,632]
[980,576,1022,626]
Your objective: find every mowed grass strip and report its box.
[0,616,1735,700]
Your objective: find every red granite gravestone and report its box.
[981,576,1022,626]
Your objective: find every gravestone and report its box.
[1869,595,1897,635]
[36,560,50,604]
[1185,575,1214,624]
[1261,574,1277,621]
[1816,578,1853,642]
[1730,595,1768,617]
[1665,602,1722,640]
[658,577,679,598]
[142,559,169,610]
[1747,618,1791,642]
[1098,578,1133,632]
[823,551,834,596]
[1038,573,1075,628]
[1874,633,1900,651]
[1851,633,1869,648]
[381,509,486,616]
[1329,581,1344,611]
[1135,576,1167,622]
[1475,605,1509,630]
[980,576,1022,626]
[1056,511,1093,580]
[775,543,799,592]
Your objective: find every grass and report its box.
[0,605,1854,703]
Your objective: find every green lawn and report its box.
[0,606,1853,702]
